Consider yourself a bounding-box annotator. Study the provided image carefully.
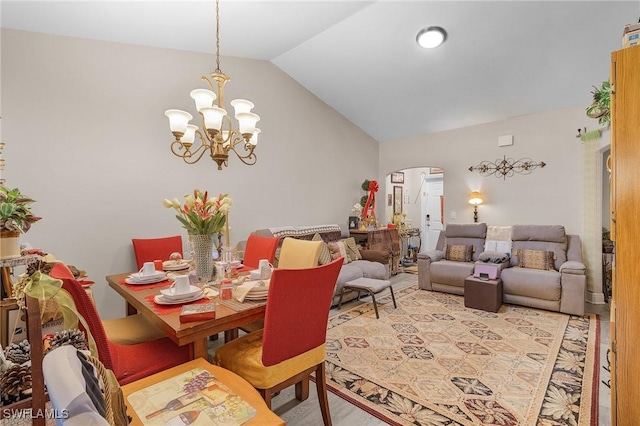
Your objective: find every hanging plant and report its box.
[585,81,611,126]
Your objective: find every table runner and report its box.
[213,297,266,312]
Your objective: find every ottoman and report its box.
[337,277,396,319]
[464,276,503,312]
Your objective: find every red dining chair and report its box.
[49,263,166,345]
[214,258,343,425]
[237,234,279,272]
[50,265,191,385]
[131,235,183,270]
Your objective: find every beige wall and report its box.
[1,29,379,317]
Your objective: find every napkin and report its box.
[234,279,269,303]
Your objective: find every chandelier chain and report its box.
[215,0,221,73]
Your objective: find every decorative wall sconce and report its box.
[468,156,546,180]
[468,191,483,223]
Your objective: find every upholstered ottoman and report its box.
[464,276,503,312]
[337,277,396,318]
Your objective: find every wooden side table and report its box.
[464,276,503,312]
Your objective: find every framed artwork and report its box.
[393,186,403,214]
[390,172,404,184]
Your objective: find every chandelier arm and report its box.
[228,144,257,166]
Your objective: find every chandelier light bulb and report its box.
[249,128,261,146]
[416,26,447,49]
[165,109,193,134]
[200,106,227,132]
[183,125,198,145]
[231,99,254,117]
[236,112,260,135]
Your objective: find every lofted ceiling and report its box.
[2,1,638,143]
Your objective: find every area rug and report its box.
[324,284,599,425]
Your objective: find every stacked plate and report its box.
[155,285,204,305]
[244,281,270,301]
[163,260,190,271]
[125,271,166,285]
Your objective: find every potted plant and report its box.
[586,81,611,126]
[0,186,42,259]
[602,227,614,254]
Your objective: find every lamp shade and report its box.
[231,99,254,117]
[182,125,198,144]
[236,112,260,135]
[249,128,261,146]
[469,191,483,205]
[164,109,193,133]
[190,89,217,112]
[200,106,227,131]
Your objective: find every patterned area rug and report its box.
[325,284,599,425]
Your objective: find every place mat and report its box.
[144,294,211,315]
[119,279,171,291]
[213,297,266,312]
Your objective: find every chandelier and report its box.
[164,0,261,170]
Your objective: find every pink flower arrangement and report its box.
[163,189,232,235]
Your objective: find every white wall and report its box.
[1,29,379,318]
[379,106,593,236]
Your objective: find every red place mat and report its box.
[144,294,211,315]
[118,279,172,291]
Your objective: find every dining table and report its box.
[106,272,267,360]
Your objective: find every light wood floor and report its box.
[207,272,611,426]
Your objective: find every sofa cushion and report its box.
[312,233,332,265]
[511,225,566,243]
[350,260,387,280]
[328,241,350,264]
[501,267,561,301]
[342,237,362,261]
[444,244,473,262]
[516,249,556,271]
[511,241,567,271]
[430,260,475,287]
[444,223,487,238]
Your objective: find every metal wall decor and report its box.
[468,156,546,180]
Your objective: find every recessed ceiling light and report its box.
[416,26,447,49]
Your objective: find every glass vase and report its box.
[190,234,214,286]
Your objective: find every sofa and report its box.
[250,224,390,306]
[417,223,586,316]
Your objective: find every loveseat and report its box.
[417,223,586,316]
[251,224,390,306]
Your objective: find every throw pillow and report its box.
[328,241,350,264]
[341,237,362,261]
[444,244,473,262]
[312,233,332,265]
[516,249,556,271]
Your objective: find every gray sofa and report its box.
[417,223,586,316]
[251,225,389,306]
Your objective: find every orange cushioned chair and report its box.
[49,264,191,385]
[214,258,343,425]
[132,235,183,270]
[237,234,279,272]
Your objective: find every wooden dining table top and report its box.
[106,272,266,360]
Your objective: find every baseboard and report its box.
[586,291,606,305]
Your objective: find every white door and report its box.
[420,178,444,251]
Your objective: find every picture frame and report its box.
[390,172,404,184]
[393,186,403,214]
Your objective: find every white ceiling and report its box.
[2,1,638,142]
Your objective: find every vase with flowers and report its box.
[0,186,42,259]
[163,189,232,285]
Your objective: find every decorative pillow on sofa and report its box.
[328,241,350,264]
[516,249,556,271]
[341,237,362,261]
[312,233,332,265]
[444,244,473,262]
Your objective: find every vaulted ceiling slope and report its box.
[2,1,638,142]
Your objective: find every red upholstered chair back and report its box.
[242,234,279,270]
[132,235,183,269]
[261,258,343,366]
[49,264,115,371]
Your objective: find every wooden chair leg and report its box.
[295,377,310,402]
[315,362,332,426]
[259,388,272,409]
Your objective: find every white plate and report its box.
[230,260,242,268]
[128,271,165,281]
[125,276,167,285]
[163,260,190,271]
[244,294,268,301]
[153,292,204,305]
[160,285,203,300]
